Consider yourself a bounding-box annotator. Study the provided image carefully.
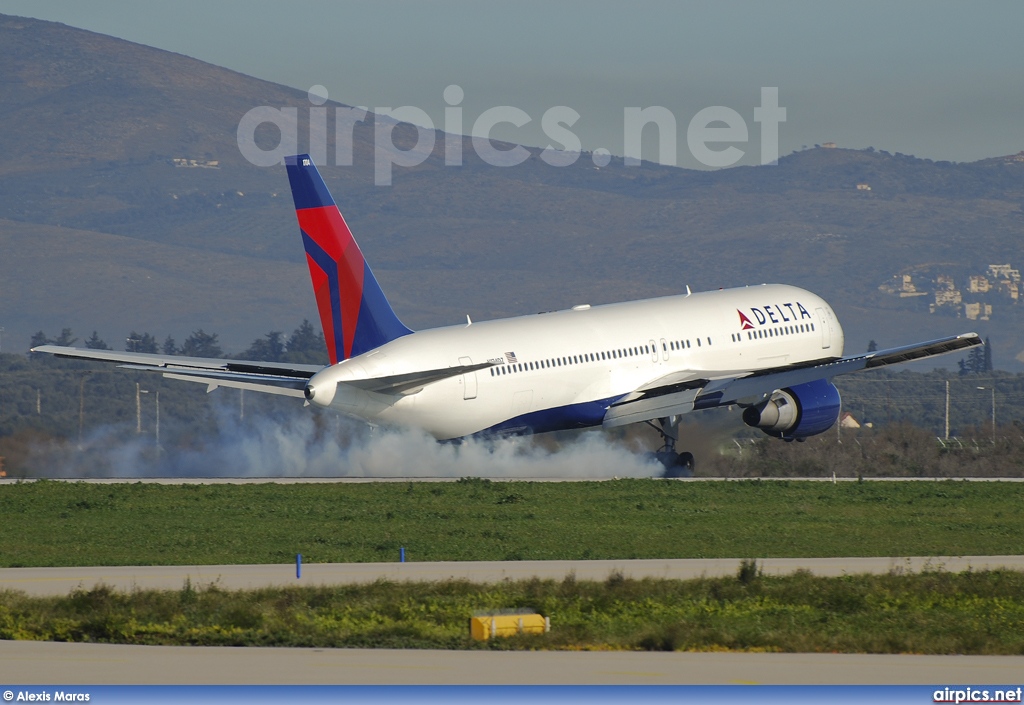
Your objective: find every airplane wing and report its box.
[603,332,982,428]
[31,345,494,399]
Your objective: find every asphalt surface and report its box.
[4,556,1024,596]
[1,641,1022,685]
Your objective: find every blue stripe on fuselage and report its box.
[475,396,620,437]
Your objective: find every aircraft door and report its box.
[512,390,533,416]
[459,356,478,400]
[815,308,832,350]
[660,338,669,361]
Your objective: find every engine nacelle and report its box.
[303,378,336,407]
[742,378,841,440]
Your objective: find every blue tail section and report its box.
[285,155,413,363]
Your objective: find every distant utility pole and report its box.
[155,391,161,456]
[977,385,996,443]
[944,380,950,440]
[78,372,94,448]
[136,383,149,434]
[990,386,996,442]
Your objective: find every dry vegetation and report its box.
[699,423,1024,478]
[3,570,1024,653]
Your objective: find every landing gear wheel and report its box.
[644,416,694,478]
[661,451,694,478]
[677,451,694,473]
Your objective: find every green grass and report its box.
[1,479,1022,567]
[3,571,1024,653]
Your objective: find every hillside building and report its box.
[964,302,993,321]
[933,289,962,307]
[172,158,220,168]
[999,279,1020,301]
[898,274,926,298]
[988,264,1021,281]
[969,276,992,293]
[932,275,963,309]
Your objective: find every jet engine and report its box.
[742,378,842,440]
[303,378,336,407]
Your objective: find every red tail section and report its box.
[285,155,412,364]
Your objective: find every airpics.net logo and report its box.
[236,84,786,185]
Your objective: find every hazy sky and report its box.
[2,0,1022,167]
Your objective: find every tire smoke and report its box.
[24,406,662,479]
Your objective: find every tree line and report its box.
[700,422,1024,478]
[29,320,329,365]
[958,336,994,376]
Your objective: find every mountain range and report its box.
[1,14,1022,369]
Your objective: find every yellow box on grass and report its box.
[470,613,549,640]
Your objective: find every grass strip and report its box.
[2,570,1024,654]
[2,479,1023,567]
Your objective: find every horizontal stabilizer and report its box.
[162,373,307,398]
[31,344,494,400]
[32,345,321,398]
[31,345,322,377]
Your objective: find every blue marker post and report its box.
[296,553,302,579]
[400,547,405,563]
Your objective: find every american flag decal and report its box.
[505,352,518,364]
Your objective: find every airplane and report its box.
[34,154,982,475]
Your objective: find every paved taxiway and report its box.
[4,556,1024,596]
[2,641,1023,685]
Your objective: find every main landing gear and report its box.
[644,415,694,478]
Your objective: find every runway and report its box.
[2,640,1023,685]
[4,555,1024,596]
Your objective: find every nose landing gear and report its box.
[644,416,694,478]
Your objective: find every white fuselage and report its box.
[306,284,844,439]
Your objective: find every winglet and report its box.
[285,155,413,364]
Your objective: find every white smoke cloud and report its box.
[26,406,663,479]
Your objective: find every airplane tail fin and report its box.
[285,154,412,364]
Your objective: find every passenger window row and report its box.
[488,336,712,377]
[731,322,815,343]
